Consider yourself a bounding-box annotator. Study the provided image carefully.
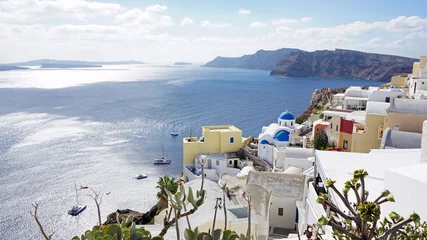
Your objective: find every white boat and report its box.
[153,144,171,165]
[135,174,147,180]
[170,131,178,136]
[68,182,87,216]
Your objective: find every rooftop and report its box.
[381,128,422,149]
[316,149,421,211]
[387,163,427,184]
[202,125,241,133]
[366,101,390,115]
[389,98,427,115]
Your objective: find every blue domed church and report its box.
[258,110,297,165]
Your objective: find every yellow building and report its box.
[183,125,244,165]
[351,114,386,153]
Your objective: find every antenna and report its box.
[189,128,192,142]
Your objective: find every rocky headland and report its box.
[203,48,301,70]
[271,49,417,81]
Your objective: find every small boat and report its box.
[153,144,171,165]
[135,174,147,180]
[68,205,87,216]
[68,182,87,216]
[153,158,171,165]
[170,131,178,136]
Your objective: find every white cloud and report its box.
[394,39,406,45]
[301,17,313,23]
[272,18,299,25]
[201,21,231,28]
[405,31,427,39]
[368,37,382,43]
[116,5,173,29]
[249,22,267,28]
[180,17,194,26]
[0,0,122,21]
[238,9,252,15]
[276,26,294,34]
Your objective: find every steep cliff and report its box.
[203,48,301,70]
[271,49,418,81]
[296,87,347,123]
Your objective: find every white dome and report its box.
[283,167,302,175]
[237,166,255,177]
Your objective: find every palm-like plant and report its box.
[156,176,178,208]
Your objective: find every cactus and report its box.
[72,216,164,240]
[183,228,247,240]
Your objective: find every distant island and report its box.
[174,62,192,65]
[203,48,301,70]
[270,49,418,81]
[0,59,144,67]
[0,66,29,71]
[41,63,102,69]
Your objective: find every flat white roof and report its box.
[345,111,366,124]
[387,162,427,184]
[316,149,421,210]
[366,101,390,115]
[322,110,350,118]
[344,96,369,101]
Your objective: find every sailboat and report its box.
[153,143,171,165]
[68,182,87,216]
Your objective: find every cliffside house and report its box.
[386,98,427,133]
[408,56,427,99]
[332,86,403,111]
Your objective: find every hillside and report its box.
[270,49,418,81]
[41,63,102,68]
[203,48,301,70]
[0,59,144,66]
[0,66,29,71]
[174,62,192,65]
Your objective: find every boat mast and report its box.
[162,143,165,159]
[74,181,79,205]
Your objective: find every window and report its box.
[336,125,338,131]
[385,97,390,103]
[330,123,333,129]
[229,160,232,164]
[291,122,293,126]
[343,140,348,150]
[216,160,219,166]
[230,137,234,143]
[278,208,284,216]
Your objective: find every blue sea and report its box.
[0,65,381,239]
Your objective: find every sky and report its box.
[1,0,427,64]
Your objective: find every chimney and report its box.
[394,124,399,131]
[421,121,427,163]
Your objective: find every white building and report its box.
[184,153,244,182]
[258,110,309,166]
[298,146,427,237]
[333,86,404,110]
[408,57,427,99]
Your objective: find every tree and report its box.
[88,189,104,226]
[242,193,252,240]
[30,203,54,240]
[316,169,421,240]
[313,130,328,150]
[211,197,222,238]
[156,176,178,208]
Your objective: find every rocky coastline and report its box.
[296,87,347,123]
[104,201,162,225]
